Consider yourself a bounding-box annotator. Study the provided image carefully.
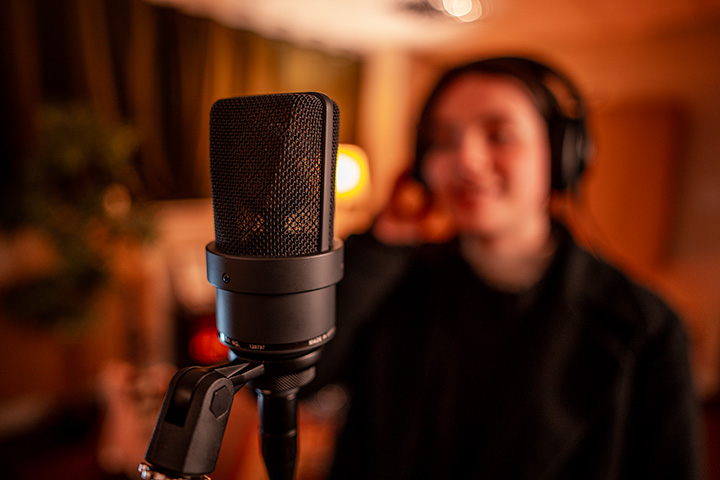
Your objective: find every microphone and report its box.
[206,91,342,359]
[206,92,343,479]
[141,93,342,480]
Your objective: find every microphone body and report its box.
[207,92,341,360]
[206,241,342,358]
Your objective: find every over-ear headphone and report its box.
[413,56,592,193]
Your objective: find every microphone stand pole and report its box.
[252,367,317,480]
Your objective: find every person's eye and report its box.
[488,125,517,145]
[429,126,460,151]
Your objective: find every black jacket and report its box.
[315,225,703,479]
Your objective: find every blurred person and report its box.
[309,57,704,479]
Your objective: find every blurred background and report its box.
[1,0,720,478]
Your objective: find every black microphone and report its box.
[206,92,342,358]
[141,93,341,480]
[206,92,343,479]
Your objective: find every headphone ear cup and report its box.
[551,117,588,192]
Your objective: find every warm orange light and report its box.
[442,0,485,22]
[189,325,229,365]
[336,144,369,199]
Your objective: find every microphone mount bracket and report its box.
[142,350,322,480]
[142,359,265,479]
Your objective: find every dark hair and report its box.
[413,56,590,192]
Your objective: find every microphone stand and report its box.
[251,367,317,480]
[139,350,321,480]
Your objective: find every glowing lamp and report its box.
[336,144,369,199]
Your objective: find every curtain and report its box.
[0,0,361,200]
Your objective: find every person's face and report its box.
[421,73,552,239]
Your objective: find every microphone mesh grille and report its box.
[210,93,338,257]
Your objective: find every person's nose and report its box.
[454,129,490,178]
